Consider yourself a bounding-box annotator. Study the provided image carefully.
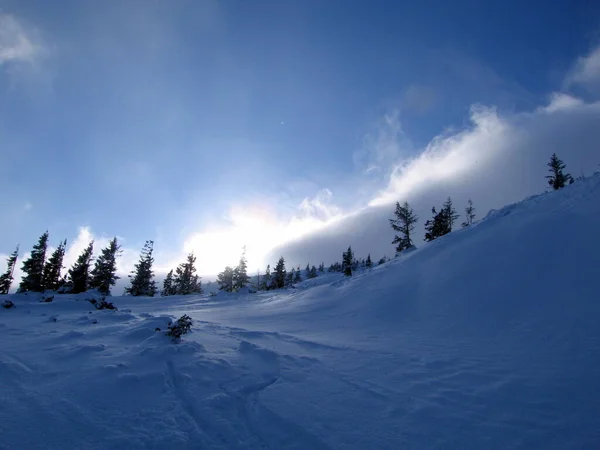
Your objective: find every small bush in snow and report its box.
[2,300,15,309]
[167,314,193,340]
[40,294,54,303]
[89,297,117,310]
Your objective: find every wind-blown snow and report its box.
[1,176,600,449]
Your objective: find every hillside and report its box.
[1,175,600,449]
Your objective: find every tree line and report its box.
[0,153,576,296]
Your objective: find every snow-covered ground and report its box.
[2,176,600,449]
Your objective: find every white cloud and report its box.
[538,92,585,113]
[565,44,600,90]
[0,13,46,66]
[354,110,412,175]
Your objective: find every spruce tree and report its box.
[125,240,157,297]
[378,256,387,265]
[42,239,67,291]
[294,266,302,283]
[442,197,459,232]
[173,253,202,295]
[286,269,295,287]
[217,266,235,292]
[342,246,353,276]
[318,262,325,272]
[305,263,310,277]
[390,201,418,254]
[546,153,573,190]
[309,265,318,278]
[162,270,176,296]
[67,242,94,294]
[259,264,272,291]
[273,257,286,289]
[366,254,373,268]
[233,246,250,290]
[89,237,122,295]
[18,231,49,293]
[461,199,476,227]
[0,246,19,295]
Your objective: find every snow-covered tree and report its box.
[217,266,235,292]
[90,237,122,295]
[162,270,176,296]
[390,201,418,254]
[461,199,476,227]
[0,246,19,295]
[366,254,373,268]
[273,257,286,289]
[18,231,49,293]
[67,242,94,294]
[342,246,354,276]
[546,153,573,190]
[308,265,318,279]
[173,253,202,295]
[125,240,157,297]
[42,239,67,291]
[233,246,250,290]
[318,262,325,272]
[294,266,302,283]
[378,256,387,265]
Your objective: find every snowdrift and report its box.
[1,176,600,449]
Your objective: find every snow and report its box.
[2,176,600,449]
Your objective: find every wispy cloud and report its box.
[0,12,46,66]
[565,44,600,91]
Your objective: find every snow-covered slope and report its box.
[2,176,600,449]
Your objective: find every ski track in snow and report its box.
[2,176,600,449]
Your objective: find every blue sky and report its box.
[1,0,600,278]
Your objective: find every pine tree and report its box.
[18,231,49,293]
[233,246,250,290]
[342,246,353,276]
[0,246,19,295]
[67,242,94,294]
[125,240,157,297]
[42,239,67,291]
[162,270,176,296]
[286,269,295,287]
[378,256,387,265]
[366,254,373,268]
[217,266,235,292]
[173,253,202,295]
[273,257,286,289]
[390,201,418,254]
[294,267,302,283]
[461,199,476,227]
[309,265,318,278]
[546,153,573,190]
[442,197,459,232]
[318,262,325,272]
[424,203,454,242]
[259,264,272,291]
[305,263,311,277]
[89,237,122,295]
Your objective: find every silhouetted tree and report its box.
[273,257,286,289]
[162,270,176,296]
[217,266,235,292]
[390,201,418,254]
[342,246,354,276]
[42,239,67,291]
[18,231,49,293]
[125,240,157,296]
[546,153,573,190]
[259,264,272,290]
[173,253,202,295]
[366,254,373,268]
[90,237,122,295]
[233,246,250,290]
[0,246,19,294]
[67,242,94,294]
